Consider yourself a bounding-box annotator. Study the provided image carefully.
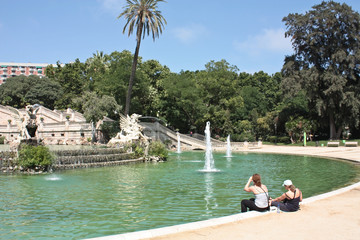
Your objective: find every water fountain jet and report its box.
[176,132,182,154]
[199,121,219,172]
[225,135,232,157]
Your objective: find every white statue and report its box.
[109,113,149,145]
[15,104,41,141]
[14,107,32,140]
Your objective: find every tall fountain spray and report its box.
[225,135,232,157]
[200,121,219,172]
[176,132,181,153]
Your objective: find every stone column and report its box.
[64,118,69,144]
[7,120,11,142]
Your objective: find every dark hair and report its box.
[252,173,262,187]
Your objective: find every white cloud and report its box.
[172,24,208,44]
[97,0,124,16]
[234,28,292,56]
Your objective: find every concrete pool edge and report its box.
[86,146,360,240]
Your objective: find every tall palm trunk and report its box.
[125,22,143,115]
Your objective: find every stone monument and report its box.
[108,114,150,153]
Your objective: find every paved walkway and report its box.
[247,145,360,163]
[90,146,360,240]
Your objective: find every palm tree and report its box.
[118,0,167,115]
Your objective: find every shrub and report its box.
[148,141,168,159]
[278,136,291,144]
[231,134,241,142]
[268,136,277,143]
[134,145,144,157]
[131,142,144,157]
[0,136,5,144]
[237,132,255,142]
[17,145,54,171]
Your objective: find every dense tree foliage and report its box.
[282,1,360,139]
[0,75,62,109]
[161,71,206,132]
[45,59,88,109]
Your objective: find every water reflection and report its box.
[44,174,62,181]
[226,157,232,168]
[204,173,218,215]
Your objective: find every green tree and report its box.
[85,51,111,92]
[281,1,360,139]
[118,0,167,115]
[255,110,279,140]
[73,91,121,142]
[140,59,171,116]
[94,51,153,115]
[276,91,310,135]
[237,71,282,115]
[0,75,35,108]
[196,60,242,135]
[238,86,266,120]
[161,71,205,132]
[0,75,62,109]
[25,80,63,110]
[46,59,89,109]
[95,50,133,108]
[285,116,314,143]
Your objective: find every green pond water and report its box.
[0,151,359,239]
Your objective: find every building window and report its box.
[51,134,55,137]
[61,133,64,137]
[81,133,85,137]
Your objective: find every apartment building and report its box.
[0,62,52,85]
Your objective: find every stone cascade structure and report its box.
[140,121,207,150]
[51,148,143,170]
[0,104,93,145]
[139,121,263,151]
[0,148,145,173]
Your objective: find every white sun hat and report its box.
[282,179,293,186]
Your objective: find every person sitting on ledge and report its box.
[241,174,270,212]
[270,179,302,212]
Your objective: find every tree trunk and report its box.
[125,23,143,115]
[336,126,342,139]
[329,113,337,140]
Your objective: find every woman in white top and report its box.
[241,173,270,212]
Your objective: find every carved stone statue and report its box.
[108,113,149,146]
[15,108,31,141]
[13,104,41,143]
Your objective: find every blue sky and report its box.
[1,0,360,74]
